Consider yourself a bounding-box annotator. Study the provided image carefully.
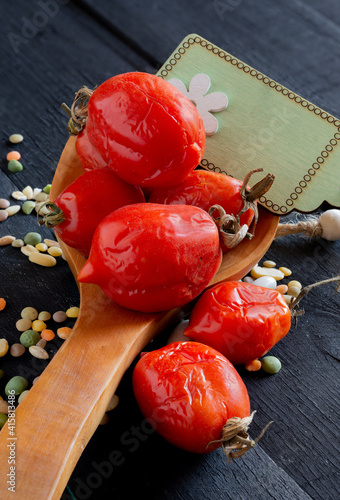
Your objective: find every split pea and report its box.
[5,376,28,396]
[21,307,38,320]
[22,201,36,214]
[8,160,23,172]
[24,232,42,246]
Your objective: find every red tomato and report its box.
[75,128,107,172]
[148,170,255,251]
[85,72,206,188]
[132,341,251,453]
[43,168,145,256]
[78,204,222,312]
[184,281,291,365]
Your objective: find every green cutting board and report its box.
[157,34,340,216]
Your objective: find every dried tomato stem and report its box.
[290,274,340,322]
[37,202,65,228]
[209,204,252,250]
[61,86,94,135]
[207,411,273,462]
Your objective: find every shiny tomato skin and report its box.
[148,170,255,251]
[75,128,107,172]
[78,204,222,313]
[53,168,145,256]
[132,341,251,454]
[86,72,206,188]
[184,281,291,365]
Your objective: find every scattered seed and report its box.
[32,376,39,385]
[36,338,47,348]
[66,306,79,318]
[43,184,51,194]
[53,311,67,322]
[21,307,38,320]
[0,339,9,357]
[11,190,27,201]
[99,413,110,425]
[9,133,24,144]
[44,238,60,248]
[0,198,10,209]
[48,246,63,257]
[32,188,42,199]
[0,298,6,311]
[29,345,49,359]
[283,294,293,305]
[5,375,28,396]
[288,280,302,290]
[245,359,262,371]
[287,286,301,298]
[35,201,49,215]
[32,320,46,332]
[12,238,24,248]
[0,369,4,379]
[252,276,277,289]
[7,151,21,161]
[57,327,72,339]
[29,252,57,267]
[10,343,25,357]
[21,245,39,256]
[0,210,9,222]
[22,186,33,199]
[106,394,119,412]
[35,192,48,202]
[41,329,55,341]
[0,414,8,428]
[20,329,40,348]
[24,232,42,246]
[16,318,32,332]
[8,160,23,172]
[261,356,282,374]
[251,266,285,281]
[5,205,21,216]
[38,311,51,321]
[262,260,276,268]
[22,201,36,214]
[0,400,9,414]
[18,390,29,404]
[279,266,292,277]
[275,284,288,295]
[243,276,255,284]
[36,242,48,252]
[0,235,15,246]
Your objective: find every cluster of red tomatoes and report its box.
[46,72,290,458]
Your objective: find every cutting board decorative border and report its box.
[158,34,340,215]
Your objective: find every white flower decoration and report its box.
[168,73,228,136]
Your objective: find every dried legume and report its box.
[0,235,15,246]
[16,318,32,332]
[66,307,79,318]
[261,356,282,374]
[32,376,39,385]
[106,394,119,412]
[252,276,277,289]
[283,294,293,305]
[287,286,301,298]
[0,370,4,379]
[0,298,6,311]
[5,376,28,396]
[275,284,288,295]
[0,210,9,222]
[36,243,48,252]
[10,343,25,357]
[22,186,33,199]
[43,184,51,194]
[57,327,72,339]
[100,413,110,425]
[288,280,302,290]
[251,266,285,280]
[243,276,254,284]
[24,232,42,246]
[35,192,48,202]
[0,198,10,209]
[41,329,55,341]
[262,260,276,268]
[8,160,23,172]
[32,320,47,332]
[48,246,62,257]
[245,359,262,371]
[6,205,20,216]
[33,188,42,199]
[11,190,27,201]
[36,338,47,349]
[21,245,39,256]
[0,339,9,357]
[21,307,38,320]
[20,329,40,348]
[29,345,49,359]
[0,414,8,428]
[18,390,29,404]
[279,266,292,277]
[9,133,24,144]
[12,239,24,248]
[22,201,35,214]
[38,311,51,321]
[29,253,57,267]
[0,400,9,414]
[53,311,67,322]
[7,151,21,161]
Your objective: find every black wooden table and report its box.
[1,1,339,499]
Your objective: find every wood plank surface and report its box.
[0,1,339,499]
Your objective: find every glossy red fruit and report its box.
[75,128,107,172]
[85,72,206,188]
[184,281,291,365]
[78,203,222,313]
[148,170,255,252]
[41,168,145,256]
[132,341,251,453]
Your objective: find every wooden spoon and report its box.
[0,137,279,500]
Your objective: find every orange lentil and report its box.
[6,151,21,162]
[41,329,55,341]
[57,327,72,340]
[0,298,6,311]
[245,359,262,372]
[275,284,288,295]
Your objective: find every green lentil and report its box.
[0,413,8,428]
[261,356,282,374]
[43,184,51,194]
[22,200,36,215]
[20,329,41,348]
[5,375,28,395]
[24,232,42,246]
[8,160,23,173]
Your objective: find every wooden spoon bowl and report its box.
[0,137,279,499]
